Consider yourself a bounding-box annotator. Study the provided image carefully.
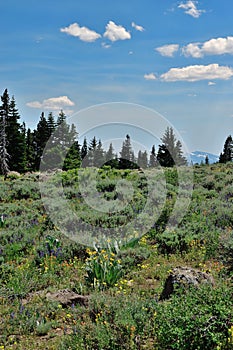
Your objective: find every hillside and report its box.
[0,164,232,349]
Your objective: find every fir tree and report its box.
[157,127,187,167]
[119,134,137,169]
[81,137,88,167]
[7,96,27,172]
[0,96,9,177]
[45,110,78,169]
[219,135,232,163]
[63,141,81,170]
[93,139,105,167]
[149,145,157,167]
[33,112,49,170]
[25,128,35,171]
[105,143,118,168]
[47,112,56,137]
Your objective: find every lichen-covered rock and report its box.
[160,266,214,300]
[5,171,21,179]
[46,289,89,307]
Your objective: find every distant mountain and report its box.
[189,151,219,164]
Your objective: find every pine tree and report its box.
[7,96,27,172]
[25,128,35,171]
[149,145,157,167]
[87,136,97,166]
[105,143,118,168]
[219,135,233,163]
[205,155,209,165]
[0,100,10,177]
[63,141,81,170]
[119,134,136,169]
[47,112,56,137]
[93,139,105,167]
[33,112,50,170]
[81,137,88,167]
[157,127,187,167]
[44,110,78,170]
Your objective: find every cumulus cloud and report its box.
[104,21,131,42]
[144,73,157,80]
[183,36,233,57]
[155,44,179,57]
[131,22,145,32]
[60,22,101,42]
[178,1,205,18]
[160,64,233,82]
[27,96,75,110]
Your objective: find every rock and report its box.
[160,266,214,300]
[46,289,89,307]
[5,171,21,179]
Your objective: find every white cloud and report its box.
[178,1,205,18]
[208,81,216,86]
[103,21,131,42]
[131,22,145,32]
[101,42,111,49]
[160,64,233,82]
[155,44,179,57]
[144,73,157,80]
[183,36,233,57]
[27,96,75,110]
[60,22,101,42]
[182,43,202,57]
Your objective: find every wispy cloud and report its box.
[60,22,101,42]
[208,81,216,86]
[144,73,157,80]
[104,21,131,42]
[131,22,145,32]
[183,36,233,57]
[101,42,111,49]
[155,44,179,57]
[160,64,233,82]
[26,96,75,111]
[178,1,205,18]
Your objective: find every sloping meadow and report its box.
[0,164,232,349]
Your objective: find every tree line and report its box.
[0,89,189,175]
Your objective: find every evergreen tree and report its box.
[219,135,233,163]
[93,139,105,167]
[205,155,209,165]
[0,94,10,176]
[7,97,27,172]
[149,145,157,167]
[81,137,88,167]
[119,134,137,169]
[87,136,98,166]
[45,110,78,169]
[137,150,143,168]
[63,141,81,170]
[33,112,49,170]
[55,110,76,149]
[47,112,56,137]
[157,127,187,167]
[25,128,35,171]
[105,143,118,168]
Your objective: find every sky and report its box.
[1,0,233,155]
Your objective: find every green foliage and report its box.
[155,284,233,349]
[84,247,123,290]
[0,164,233,349]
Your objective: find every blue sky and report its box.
[1,0,233,155]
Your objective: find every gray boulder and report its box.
[160,266,214,300]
